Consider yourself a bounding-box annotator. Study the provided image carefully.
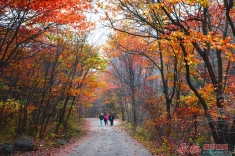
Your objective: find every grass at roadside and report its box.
[118,121,176,156]
[0,118,18,145]
[0,117,88,155]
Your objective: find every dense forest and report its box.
[0,0,235,155]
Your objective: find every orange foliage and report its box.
[1,0,92,28]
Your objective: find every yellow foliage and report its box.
[186,0,210,8]
[0,99,20,114]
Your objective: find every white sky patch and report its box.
[86,0,111,46]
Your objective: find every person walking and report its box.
[104,114,108,125]
[99,113,104,126]
[109,113,114,126]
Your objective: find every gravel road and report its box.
[57,118,152,156]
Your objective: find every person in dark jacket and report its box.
[109,114,114,126]
[99,113,104,126]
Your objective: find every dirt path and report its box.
[56,118,152,156]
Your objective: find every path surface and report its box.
[57,118,152,156]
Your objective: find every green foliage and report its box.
[136,126,149,141]
[189,135,208,146]
[0,119,17,144]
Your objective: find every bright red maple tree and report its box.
[0,0,92,72]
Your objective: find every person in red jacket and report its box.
[104,114,108,125]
